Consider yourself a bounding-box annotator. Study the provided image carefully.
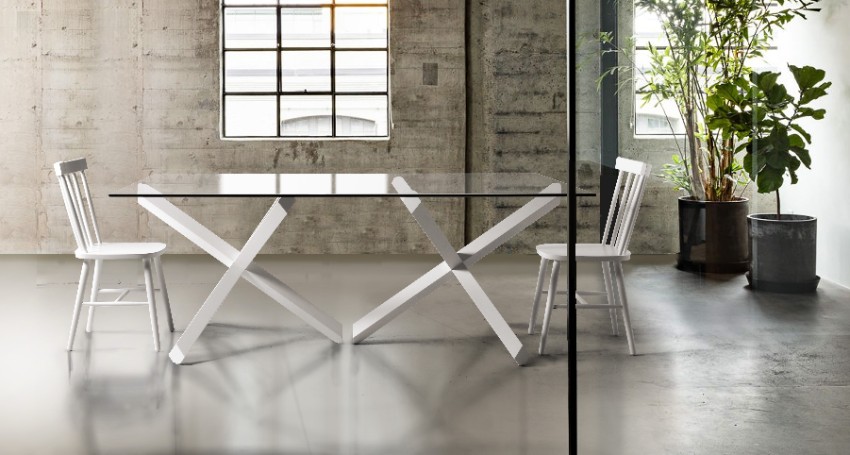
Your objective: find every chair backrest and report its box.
[54,158,101,252]
[601,157,652,255]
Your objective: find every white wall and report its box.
[774,0,850,287]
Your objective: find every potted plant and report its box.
[710,65,830,292]
[603,0,823,273]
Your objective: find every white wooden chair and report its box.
[55,158,174,351]
[529,157,651,355]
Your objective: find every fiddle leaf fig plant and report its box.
[601,0,824,203]
[707,65,830,214]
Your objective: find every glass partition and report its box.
[573,1,849,454]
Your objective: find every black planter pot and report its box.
[747,214,820,293]
[677,197,749,274]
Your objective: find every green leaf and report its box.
[766,84,789,106]
[766,151,786,169]
[788,156,801,172]
[789,65,826,90]
[707,117,732,130]
[789,124,812,143]
[790,147,812,168]
[752,71,780,92]
[800,82,831,105]
[788,134,805,148]
[756,166,785,193]
[714,83,742,104]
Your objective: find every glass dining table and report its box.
[111,173,589,366]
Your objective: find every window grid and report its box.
[221,1,389,138]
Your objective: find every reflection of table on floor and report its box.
[111,173,582,366]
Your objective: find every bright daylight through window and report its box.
[221,0,389,138]
[632,6,777,136]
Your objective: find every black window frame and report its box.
[221,1,390,139]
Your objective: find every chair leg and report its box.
[68,261,91,351]
[614,262,636,355]
[85,260,102,333]
[602,261,619,336]
[153,256,175,332]
[528,257,550,334]
[142,258,161,352]
[538,260,561,355]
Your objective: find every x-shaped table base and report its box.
[137,184,344,365]
[352,178,563,366]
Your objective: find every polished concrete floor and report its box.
[0,254,848,454]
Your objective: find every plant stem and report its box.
[776,190,781,219]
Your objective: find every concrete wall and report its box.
[465,0,574,251]
[774,0,850,288]
[0,0,578,254]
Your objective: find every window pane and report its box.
[281,51,330,92]
[335,7,387,48]
[281,8,331,48]
[224,51,277,92]
[336,95,387,136]
[224,8,277,49]
[635,97,685,135]
[224,96,277,137]
[336,0,387,3]
[280,0,324,4]
[280,96,332,136]
[634,7,665,48]
[335,51,387,92]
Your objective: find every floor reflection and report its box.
[68,333,176,455]
[7,254,849,454]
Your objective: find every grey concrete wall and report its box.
[465,0,573,252]
[1,0,470,254]
[2,0,597,255]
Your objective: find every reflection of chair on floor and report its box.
[529,158,651,355]
[68,342,175,455]
[54,158,174,351]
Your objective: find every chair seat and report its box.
[536,243,631,262]
[75,242,167,260]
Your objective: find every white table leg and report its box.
[453,266,529,365]
[169,197,292,364]
[351,262,454,343]
[353,179,562,365]
[137,184,343,364]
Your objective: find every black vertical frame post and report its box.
[221,2,227,138]
[567,0,578,454]
[276,6,283,136]
[599,0,619,239]
[330,4,337,137]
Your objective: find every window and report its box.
[632,6,778,136]
[632,7,686,136]
[221,0,389,139]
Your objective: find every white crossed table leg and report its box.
[352,177,563,366]
[136,184,343,365]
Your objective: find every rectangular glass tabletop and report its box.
[110,173,590,197]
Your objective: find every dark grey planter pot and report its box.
[747,214,820,293]
[677,197,750,274]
